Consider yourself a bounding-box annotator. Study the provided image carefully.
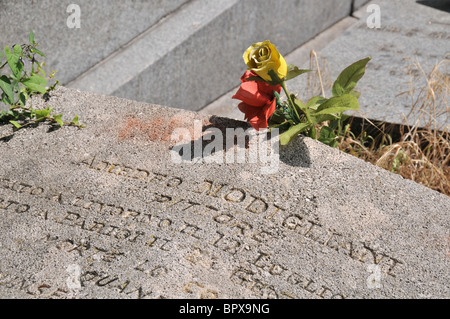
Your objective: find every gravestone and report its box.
[0,86,449,299]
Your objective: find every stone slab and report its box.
[0,0,189,85]
[287,0,450,129]
[66,0,353,112]
[353,0,370,10]
[0,86,449,299]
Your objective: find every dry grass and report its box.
[305,51,449,195]
[338,58,449,196]
[306,50,332,97]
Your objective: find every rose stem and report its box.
[280,80,317,139]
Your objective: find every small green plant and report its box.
[0,29,82,131]
[272,56,371,146]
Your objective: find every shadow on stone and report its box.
[170,116,283,164]
[0,117,62,142]
[0,133,14,143]
[171,115,312,168]
[279,136,312,168]
[417,0,450,13]
[169,115,312,168]
[46,123,63,133]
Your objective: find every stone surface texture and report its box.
[66,0,353,111]
[354,0,370,9]
[0,0,189,84]
[0,86,448,299]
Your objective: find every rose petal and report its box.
[243,40,288,82]
[238,102,260,121]
[240,71,282,95]
[238,98,277,131]
[232,81,272,107]
[240,70,258,82]
[263,98,277,120]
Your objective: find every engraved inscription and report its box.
[80,157,183,188]
[0,166,408,299]
[231,251,347,299]
[281,214,403,277]
[54,211,146,243]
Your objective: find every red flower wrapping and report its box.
[232,71,281,131]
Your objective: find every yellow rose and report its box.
[243,40,287,82]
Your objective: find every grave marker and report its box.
[0,87,448,299]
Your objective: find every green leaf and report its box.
[53,114,64,126]
[349,90,361,98]
[0,109,9,119]
[22,74,47,94]
[9,120,22,129]
[285,65,311,81]
[246,76,264,82]
[37,65,46,78]
[72,114,79,125]
[34,109,51,119]
[25,74,47,86]
[31,47,46,58]
[318,126,338,148]
[5,45,24,79]
[294,98,306,112]
[0,75,14,105]
[268,108,286,125]
[280,122,311,145]
[29,29,35,44]
[310,113,339,125]
[18,92,26,106]
[22,82,47,94]
[314,94,359,116]
[332,57,371,97]
[306,96,328,111]
[293,98,307,122]
[269,120,294,131]
[1,94,9,107]
[10,78,19,93]
[267,70,283,86]
[0,109,14,118]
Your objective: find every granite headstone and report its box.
[0,87,448,299]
